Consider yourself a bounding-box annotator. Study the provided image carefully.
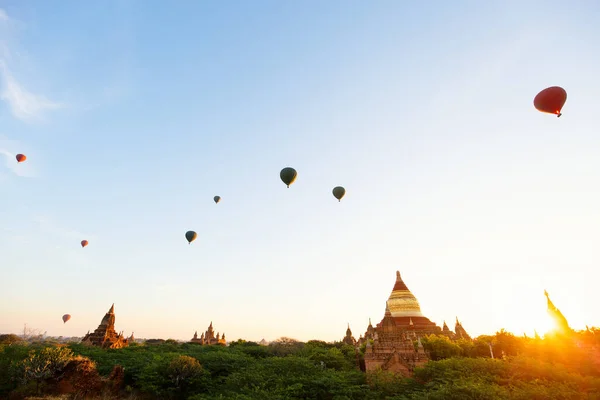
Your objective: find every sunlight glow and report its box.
[536,315,555,336]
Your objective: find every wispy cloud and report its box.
[0,61,63,123]
[0,8,63,123]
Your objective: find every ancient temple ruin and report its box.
[190,321,227,345]
[344,271,471,376]
[363,305,429,375]
[81,304,130,349]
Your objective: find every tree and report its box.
[21,324,44,341]
[14,347,73,394]
[420,335,463,360]
[268,337,305,356]
[0,334,23,345]
[492,329,523,357]
[168,355,204,389]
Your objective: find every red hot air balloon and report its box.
[81,240,89,248]
[62,314,71,324]
[15,154,26,163]
[534,86,567,117]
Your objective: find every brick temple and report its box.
[190,321,227,345]
[81,304,131,349]
[343,271,471,375]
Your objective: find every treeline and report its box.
[1,329,600,399]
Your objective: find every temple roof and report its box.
[386,270,424,318]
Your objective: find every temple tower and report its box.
[454,317,471,340]
[81,304,129,349]
[190,321,227,345]
[544,290,571,335]
[381,271,440,334]
[343,323,356,346]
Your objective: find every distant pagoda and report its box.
[81,304,130,349]
[189,321,226,346]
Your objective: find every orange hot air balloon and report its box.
[62,314,71,324]
[15,154,26,163]
[81,240,89,248]
[534,86,567,117]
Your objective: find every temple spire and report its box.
[544,290,570,334]
[108,304,115,314]
[392,271,410,291]
[544,290,553,307]
[346,323,352,335]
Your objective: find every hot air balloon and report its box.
[81,240,88,248]
[534,86,567,117]
[15,154,26,163]
[62,314,71,324]
[214,196,221,204]
[280,167,297,188]
[332,186,346,202]
[185,230,197,244]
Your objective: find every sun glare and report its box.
[533,315,556,336]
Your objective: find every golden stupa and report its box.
[378,270,439,332]
[387,271,424,317]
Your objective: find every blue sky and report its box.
[2,0,600,342]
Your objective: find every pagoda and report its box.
[81,304,130,349]
[351,270,471,376]
[441,317,472,340]
[190,321,227,345]
[544,290,571,336]
[363,304,429,375]
[342,324,356,346]
[382,271,440,334]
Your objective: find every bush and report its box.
[11,346,74,395]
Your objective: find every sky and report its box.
[2,0,600,343]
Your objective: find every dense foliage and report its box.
[1,330,599,399]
